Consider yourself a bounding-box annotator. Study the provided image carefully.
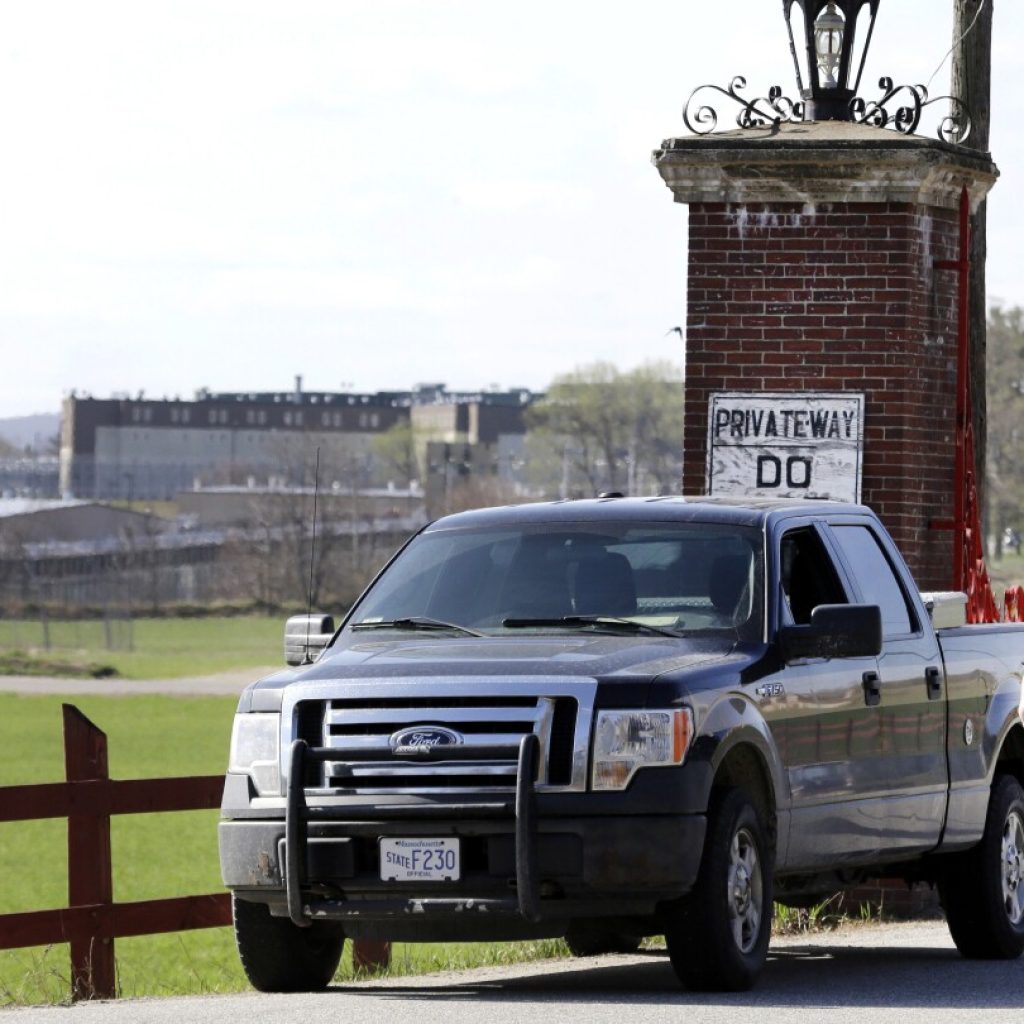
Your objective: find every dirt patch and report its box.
[0,665,278,696]
[0,651,119,679]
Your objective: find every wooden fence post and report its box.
[352,940,392,973]
[63,704,116,1001]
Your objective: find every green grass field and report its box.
[0,617,281,679]
[987,550,1024,593]
[0,694,568,1006]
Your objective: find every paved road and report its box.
[0,666,278,697]
[5,922,1023,1023]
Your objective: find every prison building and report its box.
[59,382,536,500]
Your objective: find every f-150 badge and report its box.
[755,683,785,700]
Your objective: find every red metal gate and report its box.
[932,188,1023,622]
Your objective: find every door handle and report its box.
[925,666,943,701]
[862,671,881,707]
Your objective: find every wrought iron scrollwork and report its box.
[682,74,971,145]
[683,76,804,135]
[850,77,971,145]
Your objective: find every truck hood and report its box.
[240,634,751,711]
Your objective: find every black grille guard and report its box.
[284,734,541,928]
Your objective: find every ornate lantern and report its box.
[784,0,880,120]
[681,0,969,143]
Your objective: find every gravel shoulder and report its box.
[0,666,278,697]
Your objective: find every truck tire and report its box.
[564,923,642,957]
[939,774,1024,959]
[233,894,346,992]
[664,787,773,991]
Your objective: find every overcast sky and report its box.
[1,1,1020,417]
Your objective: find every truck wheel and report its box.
[939,774,1024,959]
[664,787,773,991]
[233,894,346,992]
[564,923,642,956]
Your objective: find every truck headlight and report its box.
[228,713,281,796]
[591,708,693,791]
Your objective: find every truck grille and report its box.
[286,681,595,795]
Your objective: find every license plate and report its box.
[379,837,460,882]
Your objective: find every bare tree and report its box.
[0,524,31,609]
[527,361,684,497]
[438,475,525,517]
[371,422,421,488]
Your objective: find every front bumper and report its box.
[220,737,707,938]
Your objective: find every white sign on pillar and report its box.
[707,392,865,503]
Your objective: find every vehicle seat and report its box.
[709,554,751,624]
[573,552,637,617]
[499,543,573,619]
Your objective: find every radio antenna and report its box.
[304,447,321,663]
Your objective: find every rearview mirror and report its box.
[780,604,882,662]
[284,614,336,666]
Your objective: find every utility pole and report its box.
[951,0,993,517]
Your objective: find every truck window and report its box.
[829,525,915,637]
[779,528,847,625]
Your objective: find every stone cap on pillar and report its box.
[653,121,997,211]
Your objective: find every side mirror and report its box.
[284,614,336,667]
[780,604,882,662]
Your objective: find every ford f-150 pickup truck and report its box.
[219,497,1024,992]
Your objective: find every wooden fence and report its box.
[0,704,389,1002]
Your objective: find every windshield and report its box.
[347,520,763,641]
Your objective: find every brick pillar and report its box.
[654,122,997,590]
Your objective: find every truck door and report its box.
[774,523,885,870]
[825,521,947,857]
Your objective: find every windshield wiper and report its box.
[502,616,679,638]
[350,616,485,637]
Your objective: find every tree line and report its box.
[986,305,1024,556]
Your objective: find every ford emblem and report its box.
[390,726,464,756]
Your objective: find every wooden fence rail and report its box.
[2,704,393,999]
[0,704,231,1001]
[0,703,390,1002]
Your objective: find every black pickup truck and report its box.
[219,497,1024,991]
